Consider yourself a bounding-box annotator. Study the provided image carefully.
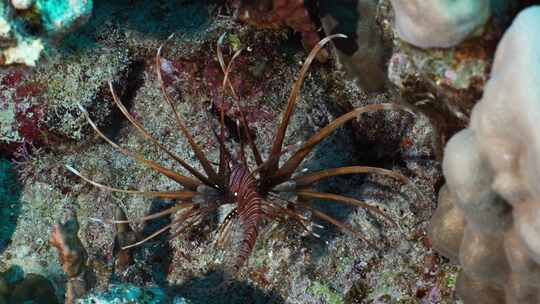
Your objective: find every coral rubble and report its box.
[429,6,540,303]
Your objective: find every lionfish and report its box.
[66,34,415,275]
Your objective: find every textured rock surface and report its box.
[429,6,540,303]
[233,0,325,62]
[0,45,131,154]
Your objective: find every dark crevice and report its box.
[208,102,257,145]
[101,58,146,140]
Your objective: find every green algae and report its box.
[227,33,242,52]
[309,281,344,304]
[446,273,457,289]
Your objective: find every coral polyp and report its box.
[66,34,414,276]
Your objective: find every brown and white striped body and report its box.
[228,163,263,270]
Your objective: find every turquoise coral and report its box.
[36,0,92,34]
[77,284,180,304]
[0,0,92,66]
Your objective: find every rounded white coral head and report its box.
[471,6,540,204]
[390,0,490,48]
[11,0,34,10]
[466,5,540,262]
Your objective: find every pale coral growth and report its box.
[10,0,34,10]
[429,6,540,303]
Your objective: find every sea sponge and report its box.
[429,6,540,303]
[389,0,491,48]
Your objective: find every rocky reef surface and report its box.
[3,0,536,303]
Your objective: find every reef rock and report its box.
[319,0,389,93]
[0,271,58,304]
[429,6,540,303]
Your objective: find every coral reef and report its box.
[389,0,491,48]
[0,0,92,66]
[50,210,91,303]
[429,6,540,303]
[0,44,131,154]
[35,0,93,35]
[382,0,516,149]
[0,0,458,303]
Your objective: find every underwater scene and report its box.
[1,0,540,303]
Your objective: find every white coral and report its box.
[2,38,44,66]
[390,0,490,48]
[433,6,540,303]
